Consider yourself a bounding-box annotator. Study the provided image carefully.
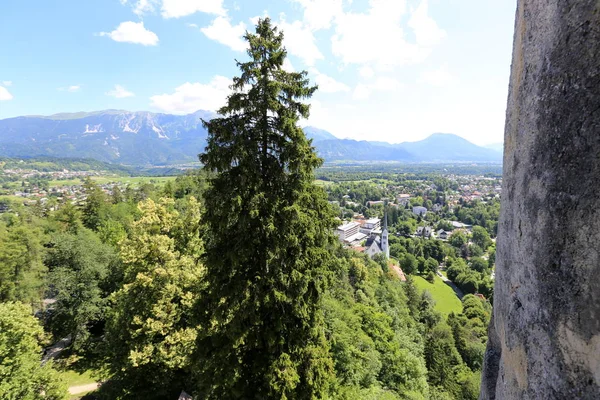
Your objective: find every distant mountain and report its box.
[314,139,415,162]
[0,110,502,165]
[0,110,215,165]
[302,126,337,141]
[396,133,503,162]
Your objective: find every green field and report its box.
[49,175,177,188]
[314,179,334,187]
[60,368,97,387]
[412,275,462,315]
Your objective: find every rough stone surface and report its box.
[480,1,600,399]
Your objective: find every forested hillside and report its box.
[0,171,488,399]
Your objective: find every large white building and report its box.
[359,217,381,235]
[335,221,367,244]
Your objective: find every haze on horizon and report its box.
[0,0,516,146]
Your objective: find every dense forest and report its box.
[0,173,490,399]
[0,19,492,400]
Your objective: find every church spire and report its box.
[382,209,389,259]
[384,209,388,231]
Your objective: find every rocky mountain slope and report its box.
[0,110,501,165]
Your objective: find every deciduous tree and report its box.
[0,302,67,400]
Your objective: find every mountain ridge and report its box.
[0,110,502,165]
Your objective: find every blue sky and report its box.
[0,0,516,145]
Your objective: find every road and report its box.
[437,271,464,299]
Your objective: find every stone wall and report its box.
[481,1,600,399]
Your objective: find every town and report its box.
[326,170,500,302]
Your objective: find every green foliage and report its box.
[424,323,463,390]
[448,231,467,248]
[424,257,438,275]
[447,295,491,373]
[46,228,119,348]
[469,257,488,273]
[400,253,418,275]
[471,226,491,250]
[196,18,336,399]
[0,302,68,400]
[104,198,203,398]
[81,178,109,231]
[0,224,47,307]
[423,240,445,263]
[325,254,429,398]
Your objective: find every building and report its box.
[382,212,389,259]
[365,235,384,258]
[335,221,367,245]
[364,212,389,259]
[412,206,428,216]
[359,217,381,235]
[436,229,451,240]
[450,221,473,230]
[366,200,385,207]
[397,194,412,205]
[416,226,433,238]
[335,221,360,241]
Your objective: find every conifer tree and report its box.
[195,18,336,400]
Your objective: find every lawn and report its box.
[49,175,177,188]
[412,275,462,316]
[314,179,334,187]
[60,368,97,387]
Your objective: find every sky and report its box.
[0,0,517,145]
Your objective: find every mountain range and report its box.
[0,110,502,165]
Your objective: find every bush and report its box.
[426,271,436,283]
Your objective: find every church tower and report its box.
[381,210,389,259]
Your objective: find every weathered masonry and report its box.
[481,1,600,399]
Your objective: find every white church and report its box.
[364,212,390,259]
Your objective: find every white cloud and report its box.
[331,0,444,70]
[106,84,135,98]
[99,21,159,46]
[310,68,349,93]
[359,66,374,78]
[419,64,456,87]
[278,16,323,66]
[332,0,421,69]
[352,76,402,99]
[292,0,343,31]
[201,17,247,52]
[161,0,225,18]
[352,84,371,100]
[150,76,231,113]
[0,86,13,101]
[408,0,446,47]
[2,81,12,87]
[58,85,81,92]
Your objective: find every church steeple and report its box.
[382,209,389,259]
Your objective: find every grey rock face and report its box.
[480,1,600,399]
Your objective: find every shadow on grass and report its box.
[442,279,464,299]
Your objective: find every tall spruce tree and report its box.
[195,18,336,399]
